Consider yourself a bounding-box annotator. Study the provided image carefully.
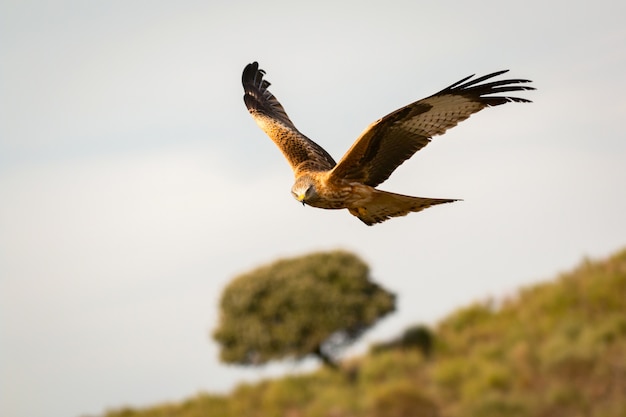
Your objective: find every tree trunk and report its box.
[314,346,338,369]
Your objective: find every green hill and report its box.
[104,248,626,417]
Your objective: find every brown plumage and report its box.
[242,62,534,225]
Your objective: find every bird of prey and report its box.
[242,62,534,226]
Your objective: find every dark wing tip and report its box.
[242,61,295,125]
[242,61,271,108]
[242,61,268,91]
[436,70,535,106]
[242,62,259,82]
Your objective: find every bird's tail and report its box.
[348,189,458,226]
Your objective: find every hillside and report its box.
[103,248,626,417]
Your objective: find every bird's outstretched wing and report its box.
[242,62,336,173]
[330,70,534,187]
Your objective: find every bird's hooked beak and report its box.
[296,194,306,206]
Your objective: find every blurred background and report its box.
[1,1,625,416]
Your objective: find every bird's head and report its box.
[291,176,318,206]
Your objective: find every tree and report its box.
[213,250,395,368]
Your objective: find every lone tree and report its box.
[213,250,395,368]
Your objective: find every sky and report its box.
[1,1,625,416]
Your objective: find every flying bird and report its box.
[242,62,534,225]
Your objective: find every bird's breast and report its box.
[302,178,354,210]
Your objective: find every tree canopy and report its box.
[213,250,395,367]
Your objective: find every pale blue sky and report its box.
[1,1,625,417]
